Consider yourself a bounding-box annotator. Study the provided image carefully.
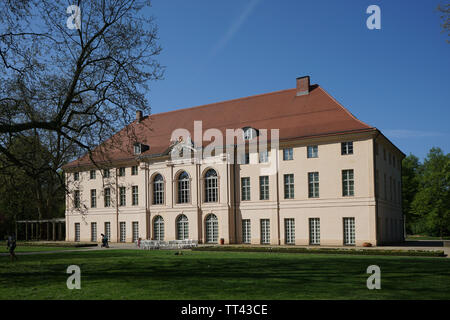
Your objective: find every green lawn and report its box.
[9,246,81,253]
[0,249,449,300]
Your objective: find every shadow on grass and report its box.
[1,250,449,299]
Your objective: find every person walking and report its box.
[7,234,18,262]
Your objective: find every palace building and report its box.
[63,76,404,246]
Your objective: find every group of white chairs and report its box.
[136,239,198,250]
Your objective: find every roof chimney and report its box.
[136,110,143,123]
[296,76,310,96]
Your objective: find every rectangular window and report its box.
[284,174,295,199]
[283,148,293,161]
[90,189,97,208]
[375,142,379,156]
[384,174,387,200]
[90,170,96,179]
[132,186,139,206]
[309,218,320,245]
[118,167,125,177]
[307,145,318,158]
[74,223,80,242]
[284,218,295,244]
[393,156,396,168]
[341,141,353,155]
[308,172,319,198]
[342,169,354,197]
[241,177,250,201]
[74,190,80,208]
[119,187,126,206]
[259,176,269,200]
[259,150,269,163]
[383,148,386,161]
[103,169,110,178]
[91,222,97,242]
[104,188,111,207]
[389,152,392,165]
[104,222,111,241]
[260,219,270,244]
[132,221,139,243]
[74,172,79,181]
[242,219,251,244]
[131,165,138,175]
[120,222,126,242]
[398,181,401,204]
[343,217,355,245]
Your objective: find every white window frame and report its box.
[242,219,251,244]
[91,222,97,242]
[120,222,126,242]
[342,169,354,197]
[259,176,269,200]
[284,174,294,199]
[343,217,355,245]
[104,188,111,207]
[307,145,318,158]
[153,174,165,205]
[90,189,97,208]
[205,214,218,244]
[241,177,250,201]
[176,215,189,240]
[283,148,293,161]
[260,219,270,244]
[153,216,164,240]
[75,223,80,242]
[308,172,319,198]
[204,169,218,203]
[119,186,126,206]
[284,218,295,245]
[132,221,139,242]
[341,141,353,155]
[132,186,139,206]
[177,171,190,204]
[309,218,320,245]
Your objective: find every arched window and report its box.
[205,214,218,243]
[177,171,190,203]
[153,216,164,240]
[176,215,189,240]
[243,127,258,140]
[204,169,218,203]
[153,174,164,205]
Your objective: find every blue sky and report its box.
[144,0,449,160]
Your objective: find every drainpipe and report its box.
[116,168,119,242]
[373,131,380,245]
[233,145,238,244]
[275,144,281,245]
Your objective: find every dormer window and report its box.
[134,143,141,155]
[243,127,258,140]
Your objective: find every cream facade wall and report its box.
[65,132,404,246]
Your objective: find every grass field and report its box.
[9,246,81,253]
[0,249,449,300]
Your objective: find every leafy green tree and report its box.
[402,154,421,234]
[411,147,450,237]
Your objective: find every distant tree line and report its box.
[402,147,450,237]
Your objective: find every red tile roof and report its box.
[63,84,375,169]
